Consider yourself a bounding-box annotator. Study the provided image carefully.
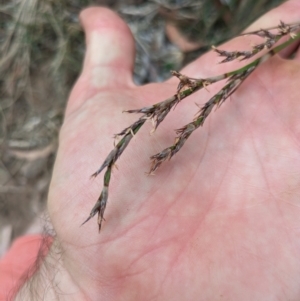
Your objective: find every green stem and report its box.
[228,32,300,76]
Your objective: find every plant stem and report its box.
[83,26,300,231]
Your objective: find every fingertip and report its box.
[79,7,131,41]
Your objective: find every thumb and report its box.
[67,7,135,113]
[80,7,135,87]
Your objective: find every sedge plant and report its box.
[82,21,300,232]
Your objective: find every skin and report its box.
[19,1,300,300]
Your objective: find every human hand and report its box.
[18,1,300,300]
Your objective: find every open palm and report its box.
[48,2,300,300]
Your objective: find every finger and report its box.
[179,0,300,78]
[80,7,135,87]
[66,7,136,114]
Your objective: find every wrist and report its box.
[10,236,53,301]
[14,239,84,301]
[0,235,53,301]
[14,239,55,301]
